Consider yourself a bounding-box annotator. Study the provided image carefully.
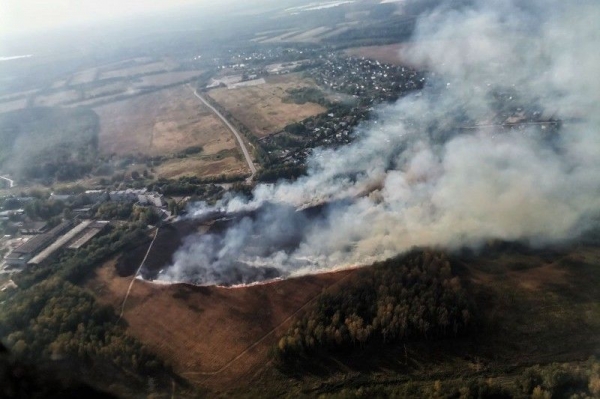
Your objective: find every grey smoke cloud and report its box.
[161,0,600,286]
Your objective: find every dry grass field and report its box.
[154,151,249,180]
[94,83,250,178]
[70,68,98,85]
[95,84,239,157]
[86,258,354,389]
[100,61,172,79]
[136,71,205,87]
[208,74,327,138]
[345,43,408,65]
[34,90,81,106]
[86,81,130,97]
[0,98,27,113]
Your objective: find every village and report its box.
[0,44,429,281]
[0,187,171,284]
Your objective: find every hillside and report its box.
[83,242,600,397]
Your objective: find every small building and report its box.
[72,207,93,217]
[19,221,48,235]
[84,190,109,203]
[138,193,165,208]
[110,188,147,202]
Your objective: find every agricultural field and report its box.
[136,71,205,87]
[208,74,327,138]
[345,43,408,65]
[33,89,81,106]
[99,61,173,80]
[0,98,27,114]
[94,84,249,178]
[69,68,98,85]
[85,81,130,98]
[154,150,249,180]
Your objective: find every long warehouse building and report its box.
[5,221,74,266]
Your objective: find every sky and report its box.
[0,0,223,37]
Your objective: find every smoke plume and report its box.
[161,0,600,286]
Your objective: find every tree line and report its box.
[276,250,473,362]
[0,223,167,378]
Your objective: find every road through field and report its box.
[0,176,15,188]
[119,227,160,320]
[188,85,257,177]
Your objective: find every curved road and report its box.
[187,85,256,177]
[0,176,14,188]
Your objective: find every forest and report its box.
[0,107,99,182]
[0,222,169,389]
[276,250,473,361]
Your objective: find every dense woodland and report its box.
[313,359,600,399]
[0,223,168,381]
[276,251,473,361]
[0,107,99,182]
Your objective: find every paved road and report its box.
[0,176,15,188]
[188,85,257,177]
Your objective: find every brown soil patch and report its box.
[208,74,326,138]
[345,43,409,65]
[86,259,354,389]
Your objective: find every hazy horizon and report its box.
[0,0,297,39]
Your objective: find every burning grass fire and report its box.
[141,0,599,287]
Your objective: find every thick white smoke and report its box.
[161,0,600,286]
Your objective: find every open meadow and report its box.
[208,74,327,138]
[94,84,249,178]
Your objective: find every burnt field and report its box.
[116,202,335,286]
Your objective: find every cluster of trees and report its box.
[152,177,226,197]
[131,206,160,225]
[93,201,134,220]
[24,198,66,220]
[176,145,203,157]
[284,87,331,107]
[0,223,163,377]
[255,165,306,183]
[316,359,600,399]
[1,280,162,374]
[325,17,415,46]
[0,107,100,183]
[92,202,162,224]
[276,251,473,360]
